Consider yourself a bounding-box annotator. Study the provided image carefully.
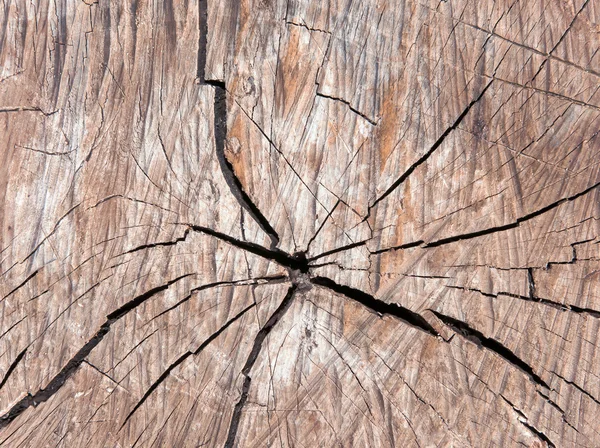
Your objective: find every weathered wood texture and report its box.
[1,0,600,446]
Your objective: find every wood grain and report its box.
[1,0,599,446]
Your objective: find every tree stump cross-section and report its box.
[1,0,600,446]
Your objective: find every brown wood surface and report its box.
[1,0,600,446]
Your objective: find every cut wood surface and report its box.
[1,0,600,446]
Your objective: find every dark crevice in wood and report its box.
[536,390,580,433]
[211,82,280,250]
[197,0,208,81]
[365,80,494,219]
[224,285,297,448]
[311,276,439,336]
[424,180,600,248]
[188,225,308,272]
[0,348,27,390]
[1,269,39,303]
[82,360,121,387]
[123,228,192,255]
[0,315,27,340]
[308,240,367,262]
[0,274,192,430]
[370,240,423,255]
[446,285,600,318]
[148,274,288,321]
[120,303,256,430]
[197,0,279,249]
[315,92,377,126]
[431,310,550,389]
[377,179,600,254]
[519,420,556,448]
[552,370,600,406]
[501,395,556,447]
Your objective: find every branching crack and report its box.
[148,274,288,321]
[187,224,308,272]
[211,83,280,249]
[197,0,279,249]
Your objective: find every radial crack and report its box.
[122,228,192,255]
[311,276,439,336]
[120,303,256,429]
[365,80,493,219]
[0,273,192,429]
[1,269,39,303]
[0,348,27,390]
[316,92,378,126]
[376,179,600,253]
[431,310,549,389]
[308,240,367,262]
[224,285,297,448]
[197,0,279,248]
[187,224,308,272]
[446,285,600,318]
[212,83,280,249]
[149,274,288,321]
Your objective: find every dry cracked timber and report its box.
[1,0,600,447]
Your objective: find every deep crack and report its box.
[431,310,550,389]
[312,276,439,336]
[0,274,193,430]
[224,285,298,448]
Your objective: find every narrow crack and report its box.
[122,228,192,255]
[311,276,439,336]
[120,302,256,429]
[376,179,600,253]
[0,273,192,430]
[431,310,549,389]
[0,348,27,390]
[1,269,39,303]
[424,179,600,248]
[446,285,600,318]
[148,274,288,322]
[365,80,493,220]
[501,395,556,447]
[552,371,600,406]
[305,199,340,252]
[224,285,297,448]
[315,92,378,126]
[308,240,368,262]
